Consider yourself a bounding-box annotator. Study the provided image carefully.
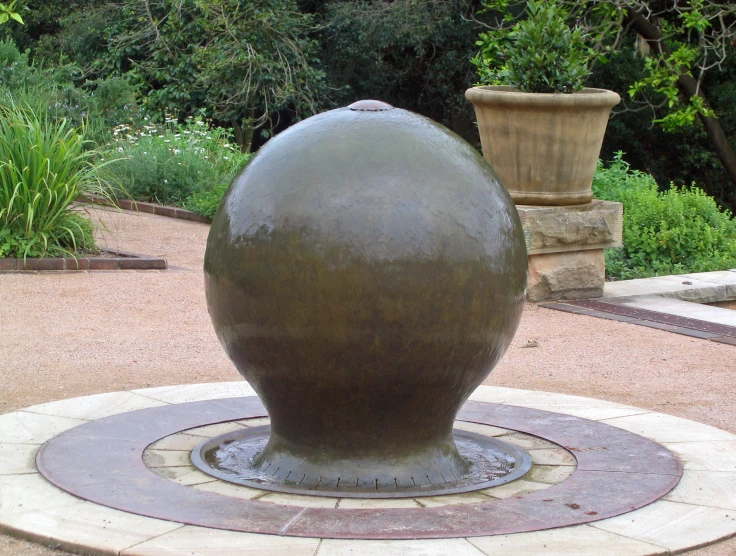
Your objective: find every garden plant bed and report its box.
[0,248,167,272]
[79,195,212,224]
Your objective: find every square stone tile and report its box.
[591,499,736,552]
[662,440,736,471]
[337,498,422,509]
[602,413,736,443]
[4,499,183,555]
[0,443,39,475]
[239,417,271,427]
[453,421,511,437]
[22,391,168,420]
[502,433,557,450]
[132,382,257,404]
[682,271,736,297]
[148,433,206,452]
[142,449,191,468]
[0,412,87,445]
[481,479,551,499]
[257,492,339,508]
[149,466,217,486]
[603,275,726,302]
[526,448,576,466]
[190,481,266,500]
[527,464,575,484]
[663,470,736,509]
[318,538,485,555]
[121,525,320,555]
[184,422,247,438]
[416,492,494,507]
[0,474,81,518]
[513,404,649,421]
[467,524,667,555]
[506,391,648,421]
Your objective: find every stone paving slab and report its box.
[603,274,730,303]
[1,384,735,555]
[467,525,668,555]
[120,526,319,556]
[21,392,169,421]
[590,501,736,553]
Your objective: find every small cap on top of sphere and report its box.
[348,99,393,111]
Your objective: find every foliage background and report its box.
[1,0,736,271]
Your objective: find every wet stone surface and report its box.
[145,418,572,506]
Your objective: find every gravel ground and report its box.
[1,207,735,555]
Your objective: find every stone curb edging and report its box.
[3,383,736,555]
[79,195,212,224]
[0,248,167,272]
[540,269,736,344]
[541,300,736,346]
[36,397,682,540]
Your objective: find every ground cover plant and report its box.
[0,101,113,258]
[593,153,736,280]
[101,114,250,218]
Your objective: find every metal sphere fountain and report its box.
[198,100,529,497]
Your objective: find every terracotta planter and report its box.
[465,86,621,206]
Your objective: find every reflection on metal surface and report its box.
[347,99,394,111]
[191,425,532,498]
[204,102,527,489]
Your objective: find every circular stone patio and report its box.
[2,382,736,555]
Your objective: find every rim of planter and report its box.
[465,86,621,110]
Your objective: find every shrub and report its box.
[101,114,249,214]
[0,102,113,258]
[472,0,593,93]
[593,153,736,279]
[0,39,140,147]
[183,182,232,220]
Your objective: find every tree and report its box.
[309,0,485,141]
[63,0,327,151]
[477,0,736,210]
[0,1,23,25]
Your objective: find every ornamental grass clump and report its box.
[472,0,593,93]
[0,102,113,258]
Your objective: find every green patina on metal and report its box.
[204,102,527,494]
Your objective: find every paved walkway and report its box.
[1,207,735,555]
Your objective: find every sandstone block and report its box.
[516,200,623,255]
[527,249,605,302]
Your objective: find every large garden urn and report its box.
[465,86,621,206]
[203,100,527,492]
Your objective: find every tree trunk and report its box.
[625,10,736,210]
[231,110,255,153]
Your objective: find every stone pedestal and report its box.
[516,200,623,302]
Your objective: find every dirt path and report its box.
[1,207,734,555]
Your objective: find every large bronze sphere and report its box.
[204,101,527,492]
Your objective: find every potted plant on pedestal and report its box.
[466,0,620,206]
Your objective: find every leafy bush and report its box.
[0,39,140,146]
[472,0,592,93]
[593,153,736,279]
[0,102,113,258]
[101,114,249,214]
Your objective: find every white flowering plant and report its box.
[101,112,250,216]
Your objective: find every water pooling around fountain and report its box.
[191,425,532,498]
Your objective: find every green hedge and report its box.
[593,153,736,279]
